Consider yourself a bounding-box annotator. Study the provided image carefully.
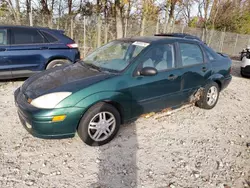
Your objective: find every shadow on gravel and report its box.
[0,78,27,84]
[90,79,142,188]
[92,122,138,188]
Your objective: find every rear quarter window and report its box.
[41,31,58,43]
[206,50,215,61]
[202,45,217,61]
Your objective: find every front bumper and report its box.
[14,88,85,139]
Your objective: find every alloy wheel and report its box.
[207,86,218,106]
[87,112,116,142]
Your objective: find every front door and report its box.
[128,43,183,117]
[0,28,12,79]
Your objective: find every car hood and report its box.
[21,62,116,99]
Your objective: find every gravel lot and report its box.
[0,61,249,188]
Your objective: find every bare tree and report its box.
[181,0,194,24]
[196,0,213,28]
[6,0,20,24]
[115,0,124,38]
[68,0,72,15]
[15,0,20,23]
[40,0,55,26]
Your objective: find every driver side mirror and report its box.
[139,67,158,76]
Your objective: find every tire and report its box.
[240,70,249,78]
[241,70,245,77]
[46,59,71,70]
[77,102,121,146]
[196,82,220,109]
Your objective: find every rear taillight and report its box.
[67,43,78,48]
[229,67,232,74]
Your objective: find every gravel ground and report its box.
[0,61,249,188]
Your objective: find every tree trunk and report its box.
[115,0,124,39]
[105,23,108,43]
[168,1,176,32]
[97,16,102,47]
[156,16,159,34]
[40,0,52,26]
[68,0,72,15]
[15,0,21,24]
[97,0,102,47]
[104,0,109,42]
[140,16,146,36]
[26,0,31,23]
[163,9,169,33]
[50,0,55,27]
[57,0,62,29]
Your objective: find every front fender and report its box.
[75,91,133,121]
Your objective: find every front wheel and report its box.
[196,82,220,109]
[77,102,121,146]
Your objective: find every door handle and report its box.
[168,74,178,80]
[0,48,6,52]
[202,67,207,72]
[40,47,48,50]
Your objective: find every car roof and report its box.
[117,34,203,44]
[0,25,50,30]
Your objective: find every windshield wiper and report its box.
[81,62,102,72]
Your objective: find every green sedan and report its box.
[14,34,232,146]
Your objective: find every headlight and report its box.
[31,92,72,109]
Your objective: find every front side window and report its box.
[11,28,46,45]
[140,44,175,71]
[0,29,7,45]
[180,43,203,66]
[83,40,148,72]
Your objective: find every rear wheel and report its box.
[46,59,71,69]
[196,82,219,109]
[77,102,121,146]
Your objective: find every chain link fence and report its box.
[1,15,250,58]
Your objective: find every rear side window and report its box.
[41,31,58,43]
[179,43,203,66]
[11,28,46,44]
[0,29,7,45]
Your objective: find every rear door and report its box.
[177,42,212,100]
[8,28,48,77]
[0,28,12,78]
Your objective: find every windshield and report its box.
[83,40,148,72]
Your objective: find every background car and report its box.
[0,25,80,79]
[240,46,250,77]
[240,46,250,60]
[14,33,232,146]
